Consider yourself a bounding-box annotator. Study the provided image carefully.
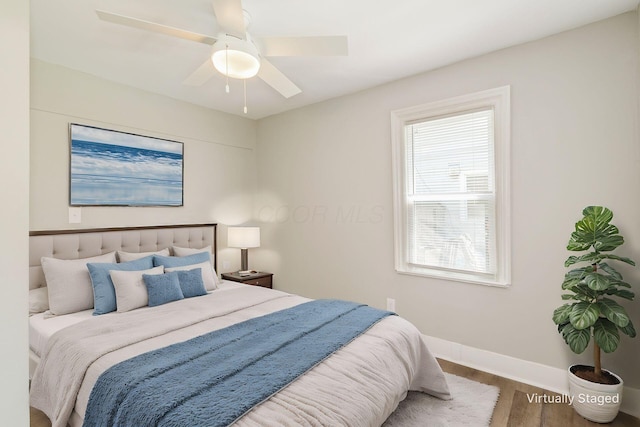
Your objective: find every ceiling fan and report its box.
[96,0,348,113]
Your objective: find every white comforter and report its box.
[30,284,450,427]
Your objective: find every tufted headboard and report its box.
[29,224,217,290]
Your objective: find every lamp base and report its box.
[240,248,249,271]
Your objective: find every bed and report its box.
[28,224,450,427]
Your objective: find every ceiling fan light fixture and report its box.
[211,37,260,79]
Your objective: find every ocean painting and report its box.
[70,124,184,206]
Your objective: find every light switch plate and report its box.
[69,207,82,223]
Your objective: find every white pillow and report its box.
[165,261,217,291]
[117,248,170,262]
[29,287,49,315]
[171,246,219,284]
[110,266,164,312]
[41,252,117,315]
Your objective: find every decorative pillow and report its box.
[154,252,220,288]
[87,255,154,315]
[171,245,212,257]
[174,268,206,298]
[29,287,50,316]
[143,272,184,307]
[110,266,164,312]
[171,246,220,285]
[117,248,170,263]
[41,252,117,315]
[165,261,217,291]
[153,252,210,267]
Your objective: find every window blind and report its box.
[404,109,496,275]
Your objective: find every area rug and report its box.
[383,373,499,427]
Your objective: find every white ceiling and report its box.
[31,0,639,119]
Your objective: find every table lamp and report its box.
[227,226,260,273]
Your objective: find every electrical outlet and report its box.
[222,260,231,270]
[386,298,396,312]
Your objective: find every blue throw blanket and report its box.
[83,299,394,427]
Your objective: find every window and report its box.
[391,87,510,286]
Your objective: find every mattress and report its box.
[30,283,450,427]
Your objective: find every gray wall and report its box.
[255,12,640,389]
[1,0,29,424]
[30,60,259,272]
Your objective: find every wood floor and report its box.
[438,359,640,427]
[30,359,640,426]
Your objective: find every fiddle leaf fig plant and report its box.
[552,206,636,382]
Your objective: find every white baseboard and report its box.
[423,334,640,420]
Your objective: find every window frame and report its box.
[390,86,511,287]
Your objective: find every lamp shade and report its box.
[228,227,260,249]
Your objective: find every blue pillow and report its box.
[143,272,184,307]
[153,252,211,268]
[176,268,206,298]
[87,255,154,315]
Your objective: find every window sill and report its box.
[395,266,511,288]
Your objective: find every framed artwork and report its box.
[69,123,184,206]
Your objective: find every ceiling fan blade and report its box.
[183,59,216,86]
[260,36,348,57]
[211,0,246,39]
[96,10,217,45]
[257,58,301,98]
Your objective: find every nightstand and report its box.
[221,272,273,289]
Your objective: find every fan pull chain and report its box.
[243,80,248,114]
[225,44,230,93]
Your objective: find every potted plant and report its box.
[552,206,636,423]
